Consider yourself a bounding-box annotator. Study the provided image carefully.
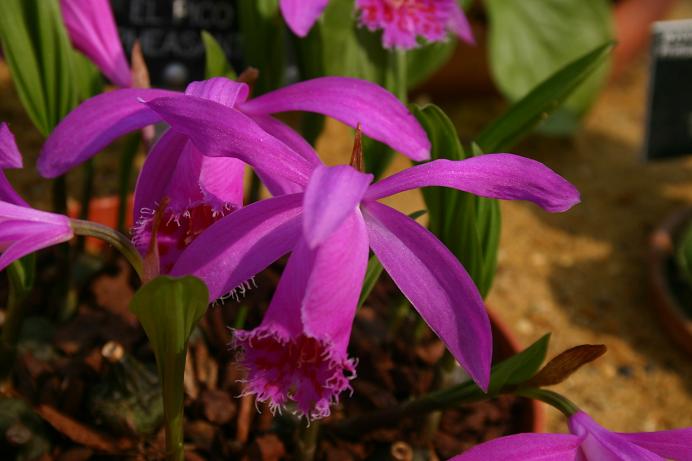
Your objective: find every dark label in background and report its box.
[645,19,692,161]
[111,0,242,88]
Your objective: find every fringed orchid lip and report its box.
[278,0,474,48]
[356,0,475,49]
[230,211,367,421]
[232,328,357,420]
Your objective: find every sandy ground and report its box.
[1,1,691,437]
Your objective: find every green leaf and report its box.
[486,333,550,394]
[129,276,209,459]
[296,0,388,82]
[202,30,237,80]
[238,0,285,95]
[413,104,501,297]
[71,51,103,102]
[358,255,384,308]
[0,0,77,135]
[485,0,613,136]
[477,42,614,152]
[411,334,551,411]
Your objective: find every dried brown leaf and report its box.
[527,344,607,387]
[35,404,135,454]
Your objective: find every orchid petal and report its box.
[569,412,663,461]
[267,210,368,348]
[0,220,72,272]
[59,0,132,87]
[133,130,188,218]
[0,123,23,169]
[171,194,304,301]
[448,2,475,45]
[144,96,313,190]
[0,123,28,207]
[38,88,176,178]
[620,428,692,461]
[184,77,250,107]
[361,201,491,390]
[251,114,321,166]
[199,156,245,210]
[365,155,580,212]
[303,165,372,248]
[251,114,321,196]
[449,433,582,461]
[279,0,329,37]
[0,176,28,208]
[240,77,431,161]
[0,201,71,226]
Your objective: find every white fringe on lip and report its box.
[214,276,258,305]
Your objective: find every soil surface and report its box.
[1,0,692,441]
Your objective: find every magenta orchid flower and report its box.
[234,208,366,419]
[452,411,692,460]
[0,124,73,271]
[280,0,473,49]
[37,76,429,188]
[38,76,426,275]
[59,0,132,87]
[140,85,578,399]
[130,130,245,274]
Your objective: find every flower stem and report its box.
[70,219,144,281]
[76,159,95,252]
[297,421,320,461]
[394,48,408,104]
[515,387,579,417]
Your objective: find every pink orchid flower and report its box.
[136,85,579,414]
[37,76,429,184]
[38,76,428,276]
[59,0,132,87]
[281,0,474,49]
[130,130,244,274]
[0,124,73,271]
[452,411,692,460]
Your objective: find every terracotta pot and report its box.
[649,207,692,356]
[68,195,134,252]
[489,309,545,433]
[417,0,679,97]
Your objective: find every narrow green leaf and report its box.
[237,0,285,95]
[202,30,237,80]
[71,51,103,102]
[414,104,500,297]
[411,333,550,408]
[358,255,384,308]
[486,0,613,135]
[129,276,209,460]
[477,41,614,152]
[486,333,550,394]
[0,0,77,135]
